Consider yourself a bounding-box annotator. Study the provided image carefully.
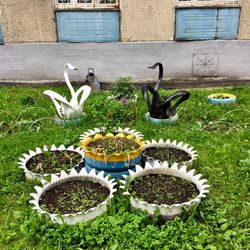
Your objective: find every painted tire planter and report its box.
[207,93,236,105]
[29,168,117,225]
[144,112,178,125]
[81,133,145,179]
[18,144,84,181]
[79,127,144,141]
[142,139,197,168]
[120,161,209,220]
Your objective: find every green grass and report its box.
[0,85,249,249]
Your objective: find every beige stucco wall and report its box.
[238,0,250,40]
[0,0,249,43]
[0,0,56,43]
[120,0,175,41]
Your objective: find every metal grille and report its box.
[176,0,241,7]
[55,0,119,9]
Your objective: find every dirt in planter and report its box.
[26,151,82,174]
[143,147,191,165]
[130,174,199,205]
[87,137,140,156]
[39,180,110,214]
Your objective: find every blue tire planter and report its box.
[85,164,136,179]
[144,112,178,125]
[85,154,142,179]
[207,94,236,105]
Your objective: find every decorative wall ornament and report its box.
[192,54,219,77]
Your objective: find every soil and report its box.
[39,180,110,214]
[213,96,229,99]
[143,147,191,165]
[87,137,140,156]
[26,150,82,174]
[130,174,199,205]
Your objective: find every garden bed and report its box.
[0,85,249,249]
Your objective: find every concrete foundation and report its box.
[0,41,250,85]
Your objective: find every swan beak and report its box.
[65,63,77,71]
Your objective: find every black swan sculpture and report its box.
[141,62,190,119]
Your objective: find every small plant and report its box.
[87,137,139,159]
[89,94,138,127]
[109,77,138,103]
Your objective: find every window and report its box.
[55,0,120,42]
[175,0,241,40]
[0,21,4,45]
[54,0,119,9]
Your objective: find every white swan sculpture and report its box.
[44,63,91,120]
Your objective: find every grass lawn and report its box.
[0,85,249,249]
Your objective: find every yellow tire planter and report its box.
[207,93,236,105]
[81,133,145,179]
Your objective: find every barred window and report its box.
[55,0,119,9]
[176,0,241,7]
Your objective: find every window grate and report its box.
[176,0,241,7]
[55,0,119,9]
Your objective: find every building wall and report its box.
[1,41,250,82]
[238,0,250,39]
[120,0,175,41]
[0,1,249,43]
[0,0,56,43]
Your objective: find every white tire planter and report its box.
[30,168,117,225]
[142,139,198,168]
[120,161,209,220]
[18,144,84,182]
[79,127,144,141]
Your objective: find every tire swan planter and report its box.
[29,168,117,225]
[79,127,144,141]
[81,133,145,179]
[18,144,84,181]
[142,139,197,169]
[43,63,91,125]
[207,93,236,105]
[120,161,209,221]
[141,62,190,125]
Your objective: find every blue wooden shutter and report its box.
[56,11,119,42]
[0,21,4,44]
[216,8,240,39]
[176,9,217,40]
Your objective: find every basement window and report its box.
[0,21,4,45]
[175,0,241,40]
[55,0,120,42]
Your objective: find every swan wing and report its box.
[43,90,74,119]
[70,85,91,107]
